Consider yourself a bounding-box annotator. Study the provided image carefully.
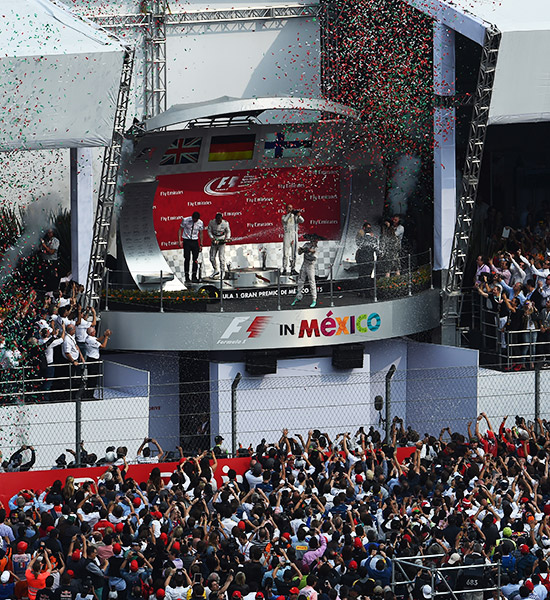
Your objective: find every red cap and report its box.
[17,541,28,553]
[238,521,246,531]
[160,533,168,543]
[403,534,412,543]
[281,533,291,540]
[520,497,529,504]
[354,537,363,549]
[355,475,363,484]
[544,504,550,516]
[520,544,530,555]
[232,592,242,599]
[113,543,122,554]
[130,560,139,572]
[116,523,124,533]
[156,590,165,599]
[256,594,265,599]
[46,526,55,532]
[348,561,358,570]
[133,497,141,507]
[71,550,81,561]
[525,581,534,591]
[22,493,31,501]
[172,541,180,552]
[67,570,74,577]
[153,511,163,519]
[290,588,300,595]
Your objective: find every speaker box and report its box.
[245,350,277,375]
[332,343,364,369]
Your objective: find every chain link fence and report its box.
[1,360,549,471]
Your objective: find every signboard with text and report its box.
[152,166,341,250]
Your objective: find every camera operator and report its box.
[281,204,304,275]
[39,229,60,292]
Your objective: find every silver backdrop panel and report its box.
[101,289,440,352]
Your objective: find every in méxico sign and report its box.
[217,310,381,346]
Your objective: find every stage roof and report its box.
[0,0,126,151]
[144,96,358,130]
[406,0,550,125]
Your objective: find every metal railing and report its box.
[392,554,501,600]
[0,360,104,404]
[103,249,433,313]
[474,293,550,370]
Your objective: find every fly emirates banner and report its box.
[152,167,341,250]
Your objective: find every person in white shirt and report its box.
[136,437,164,463]
[282,204,305,275]
[76,306,96,354]
[207,213,231,279]
[39,324,65,394]
[62,324,85,397]
[84,327,111,400]
[178,211,204,284]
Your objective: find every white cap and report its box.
[1,571,10,583]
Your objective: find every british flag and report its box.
[159,137,202,165]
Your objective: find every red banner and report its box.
[0,458,253,511]
[152,166,341,251]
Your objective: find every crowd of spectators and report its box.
[0,418,550,600]
[0,276,110,402]
[473,217,550,368]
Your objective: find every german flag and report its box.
[208,134,255,161]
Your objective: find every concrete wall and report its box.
[406,342,479,436]
[210,355,372,450]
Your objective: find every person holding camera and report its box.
[282,204,304,275]
[136,438,164,464]
[39,229,60,292]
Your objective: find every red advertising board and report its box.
[152,166,341,251]
[0,449,414,510]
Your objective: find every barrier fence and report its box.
[473,291,550,370]
[102,249,433,312]
[0,362,549,473]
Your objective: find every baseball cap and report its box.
[502,527,512,538]
[354,537,363,549]
[422,585,432,599]
[115,523,124,533]
[255,594,264,600]
[17,541,28,553]
[525,581,534,592]
[290,588,300,595]
[448,553,461,565]
[281,532,291,541]
[71,550,81,561]
[348,561,358,570]
[232,592,242,599]
[113,543,122,554]
[172,541,181,552]
[0,572,9,584]
[133,497,142,507]
[130,560,139,572]
[156,590,165,599]
[520,544,530,555]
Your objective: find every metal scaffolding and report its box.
[84,47,135,311]
[89,5,320,30]
[442,25,501,326]
[144,0,168,119]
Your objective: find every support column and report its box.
[433,22,456,272]
[70,148,94,286]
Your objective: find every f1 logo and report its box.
[220,317,249,339]
[220,316,271,340]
